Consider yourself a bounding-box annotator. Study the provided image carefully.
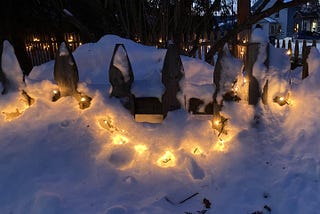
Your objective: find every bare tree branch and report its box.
[253,0,270,15]
[205,0,309,63]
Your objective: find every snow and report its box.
[1,34,320,214]
[251,27,269,43]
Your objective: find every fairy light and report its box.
[273,94,289,106]
[157,151,176,168]
[240,47,245,56]
[51,89,61,102]
[286,49,292,56]
[112,134,128,145]
[214,119,221,126]
[213,138,225,152]
[192,147,203,155]
[67,36,74,42]
[134,144,148,155]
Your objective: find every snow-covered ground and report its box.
[0,34,319,214]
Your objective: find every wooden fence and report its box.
[24,32,319,67]
[25,32,82,66]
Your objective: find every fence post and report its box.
[293,39,299,67]
[312,39,316,47]
[302,45,310,80]
[282,39,286,48]
[245,43,260,105]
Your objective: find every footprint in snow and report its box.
[108,147,135,169]
[105,205,127,214]
[60,120,71,128]
[185,156,205,180]
[31,192,62,214]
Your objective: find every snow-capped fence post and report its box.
[109,44,134,98]
[162,43,184,115]
[292,40,300,69]
[312,40,317,47]
[0,41,8,94]
[53,42,92,109]
[244,42,260,105]
[282,39,286,49]
[261,43,270,105]
[0,40,27,95]
[287,40,292,58]
[301,46,311,80]
[276,39,280,48]
[54,42,79,97]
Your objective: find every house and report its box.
[252,0,299,38]
[293,1,320,33]
[254,17,280,39]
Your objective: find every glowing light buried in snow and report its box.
[214,138,225,152]
[157,151,176,168]
[214,119,220,126]
[53,89,59,95]
[192,147,203,155]
[134,144,148,155]
[112,134,128,145]
[80,97,86,102]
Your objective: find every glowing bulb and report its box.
[273,95,288,106]
[68,36,73,42]
[213,138,225,152]
[112,134,128,145]
[159,38,163,43]
[214,120,220,126]
[157,151,176,168]
[286,50,291,55]
[193,147,202,155]
[53,89,59,94]
[134,144,148,155]
[80,97,86,102]
[233,86,239,92]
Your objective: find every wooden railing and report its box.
[25,32,82,66]
[24,32,319,67]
